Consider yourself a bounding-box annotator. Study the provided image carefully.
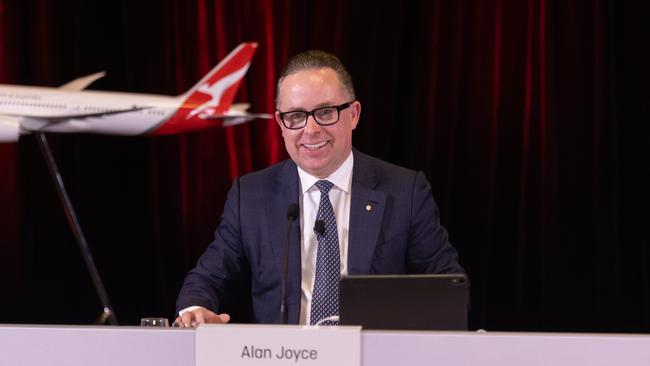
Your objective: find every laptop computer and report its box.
[339,273,469,330]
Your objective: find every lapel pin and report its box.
[366,204,372,212]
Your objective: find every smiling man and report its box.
[176,50,465,326]
[276,60,360,179]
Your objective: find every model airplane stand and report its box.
[34,131,119,325]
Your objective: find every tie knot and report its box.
[315,180,334,194]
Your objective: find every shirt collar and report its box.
[297,151,354,194]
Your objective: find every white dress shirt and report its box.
[297,151,354,325]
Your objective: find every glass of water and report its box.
[140,317,169,327]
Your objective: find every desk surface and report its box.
[1,324,650,366]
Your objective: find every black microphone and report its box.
[314,219,325,236]
[281,203,299,324]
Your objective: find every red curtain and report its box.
[0,0,20,304]
[0,0,648,331]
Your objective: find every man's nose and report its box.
[303,115,322,134]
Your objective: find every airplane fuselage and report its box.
[0,85,181,136]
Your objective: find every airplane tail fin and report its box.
[180,42,258,117]
[151,42,259,135]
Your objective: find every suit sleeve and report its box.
[176,178,250,314]
[407,171,465,274]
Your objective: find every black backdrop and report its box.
[1,0,649,332]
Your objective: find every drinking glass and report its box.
[140,317,169,327]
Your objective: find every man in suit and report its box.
[176,50,464,326]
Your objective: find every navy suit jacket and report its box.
[176,150,464,324]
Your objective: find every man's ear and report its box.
[350,101,361,130]
[275,111,283,127]
[274,111,286,136]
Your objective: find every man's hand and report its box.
[174,307,230,327]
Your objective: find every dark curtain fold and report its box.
[0,0,648,331]
[0,0,21,316]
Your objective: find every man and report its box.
[176,50,464,326]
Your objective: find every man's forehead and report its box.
[280,67,342,88]
[277,68,347,108]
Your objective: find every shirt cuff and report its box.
[178,305,204,316]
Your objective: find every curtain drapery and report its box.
[0,0,648,331]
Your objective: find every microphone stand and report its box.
[282,204,299,324]
[35,132,119,325]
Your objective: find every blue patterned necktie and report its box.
[310,180,340,325]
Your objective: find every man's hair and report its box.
[276,50,356,108]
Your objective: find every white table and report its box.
[1,324,649,366]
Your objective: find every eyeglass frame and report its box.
[277,101,355,130]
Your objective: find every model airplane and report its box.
[0,42,271,142]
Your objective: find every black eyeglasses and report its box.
[277,101,354,129]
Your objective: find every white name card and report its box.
[196,324,361,366]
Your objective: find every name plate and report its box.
[196,324,361,366]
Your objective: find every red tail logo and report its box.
[153,42,258,135]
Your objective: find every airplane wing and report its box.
[4,105,150,121]
[198,102,273,127]
[59,71,107,91]
[7,105,152,135]
[221,113,273,127]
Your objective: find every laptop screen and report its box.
[339,274,469,330]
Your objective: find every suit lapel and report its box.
[348,151,386,275]
[265,160,302,324]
